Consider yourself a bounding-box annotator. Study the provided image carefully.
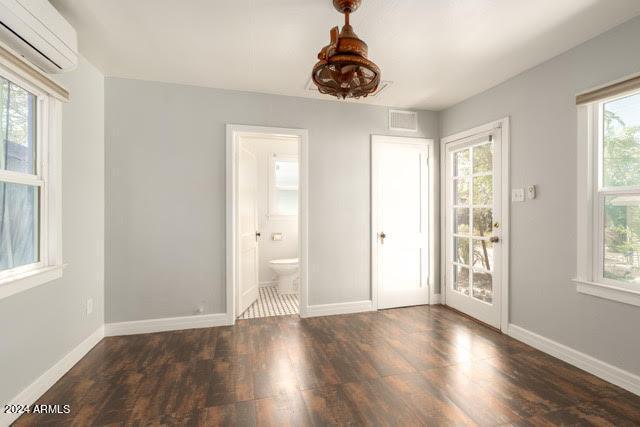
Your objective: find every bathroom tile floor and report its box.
[238,285,298,319]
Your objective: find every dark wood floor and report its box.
[15,305,640,426]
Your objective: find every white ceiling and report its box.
[51,0,640,110]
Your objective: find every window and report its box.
[576,84,640,306]
[269,154,298,217]
[0,63,63,299]
[600,93,640,285]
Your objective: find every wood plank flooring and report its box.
[14,305,640,426]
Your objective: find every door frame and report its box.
[440,117,510,332]
[226,125,309,324]
[371,135,437,310]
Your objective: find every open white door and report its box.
[443,127,504,328]
[238,146,259,315]
[372,136,431,309]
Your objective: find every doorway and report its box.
[226,125,309,323]
[371,135,436,309]
[441,118,509,330]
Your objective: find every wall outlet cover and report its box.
[527,185,537,199]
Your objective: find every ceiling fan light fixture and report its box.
[312,0,381,99]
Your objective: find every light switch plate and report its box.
[512,188,525,202]
[272,233,283,241]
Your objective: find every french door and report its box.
[444,128,504,328]
[372,136,432,309]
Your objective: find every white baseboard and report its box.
[105,312,232,336]
[508,324,640,397]
[2,326,105,426]
[304,300,373,318]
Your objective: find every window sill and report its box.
[573,278,640,308]
[0,264,65,301]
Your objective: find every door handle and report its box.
[489,236,499,243]
[379,231,386,244]
[255,231,261,241]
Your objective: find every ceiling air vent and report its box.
[389,109,418,132]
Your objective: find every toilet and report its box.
[268,258,299,294]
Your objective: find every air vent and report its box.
[389,109,418,132]
[305,79,392,97]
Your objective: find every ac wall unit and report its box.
[0,0,78,73]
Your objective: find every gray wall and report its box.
[0,55,104,403]
[105,79,438,322]
[440,16,640,375]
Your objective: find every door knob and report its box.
[255,231,261,241]
[489,236,499,243]
[379,231,386,243]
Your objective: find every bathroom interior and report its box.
[238,134,299,319]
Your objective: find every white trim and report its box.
[306,300,373,317]
[573,278,640,308]
[105,313,231,336]
[440,117,510,331]
[507,324,640,397]
[0,264,64,300]
[1,326,104,426]
[371,135,436,309]
[226,125,309,322]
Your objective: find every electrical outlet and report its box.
[512,188,525,202]
[86,298,94,315]
[527,185,537,200]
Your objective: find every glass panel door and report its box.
[445,131,502,328]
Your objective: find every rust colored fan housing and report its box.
[312,0,380,99]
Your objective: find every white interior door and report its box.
[373,138,430,309]
[444,131,502,328]
[238,146,259,315]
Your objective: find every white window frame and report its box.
[575,88,640,307]
[268,153,298,219]
[0,62,63,300]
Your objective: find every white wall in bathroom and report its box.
[241,137,299,285]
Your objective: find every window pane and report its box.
[604,194,640,283]
[472,269,493,303]
[603,92,640,188]
[454,178,469,205]
[453,265,470,296]
[454,237,469,264]
[275,160,298,189]
[0,76,36,174]
[473,239,494,271]
[473,208,493,237]
[276,189,297,215]
[473,143,492,174]
[473,175,492,205]
[453,208,469,235]
[453,149,470,177]
[0,182,39,271]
